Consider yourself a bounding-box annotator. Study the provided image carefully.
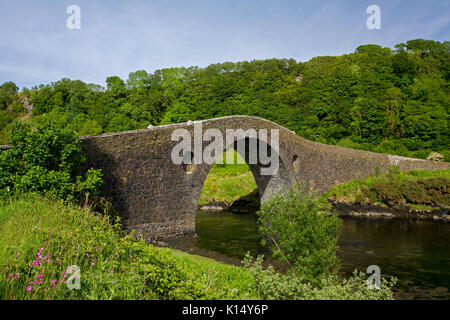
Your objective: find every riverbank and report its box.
[323,168,450,223]
[0,196,257,300]
[0,196,395,300]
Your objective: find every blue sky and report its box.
[0,0,449,88]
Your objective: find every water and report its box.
[169,210,450,299]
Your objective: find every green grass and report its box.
[0,195,258,300]
[0,195,396,300]
[159,248,256,299]
[322,168,450,209]
[199,151,258,205]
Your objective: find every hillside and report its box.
[0,39,449,161]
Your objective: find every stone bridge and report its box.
[78,116,448,239]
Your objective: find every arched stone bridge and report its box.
[79,116,449,239]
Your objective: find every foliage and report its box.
[325,168,450,209]
[0,196,217,300]
[426,152,444,162]
[0,121,102,204]
[0,39,448,161]
[257,185,341,281]
[242,253,396,300]
[0,196,395,300]
[0,82,19,110]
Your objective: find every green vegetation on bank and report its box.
[258,186,341,282]
[0,196,255,299]
[0,196,395,300]
[0,121,102,204]
[1,39,449,161]
[323,167,450,210]
[199,152,257,205]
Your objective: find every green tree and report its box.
[257,185,341,281]
[0,81,19,110]
[0,121,102,203]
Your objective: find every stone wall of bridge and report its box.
[78,116,449,239]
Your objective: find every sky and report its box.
[0,0,449,89]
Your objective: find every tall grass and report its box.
[0,196,257,300]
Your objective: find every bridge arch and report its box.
[191,135,295,212]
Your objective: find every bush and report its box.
[326,168,450,209]
[426,152,444,162]
[0,121,102,204]
[242,253,396,300]
[257,185,341,281]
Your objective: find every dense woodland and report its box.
[0,39,449,160]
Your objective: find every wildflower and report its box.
[37,274,44,279]
[9,273,13,277]
[27,286,32,291]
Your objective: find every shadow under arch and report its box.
[190,136,294,211]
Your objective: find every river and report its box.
[167,210,450,300]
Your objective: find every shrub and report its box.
[0,121,102,204]
[257,185,341,281]
[326,168,450,209]
[426,152,444,162]
[242,253,396,300]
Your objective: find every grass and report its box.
[0,195,396,300]
[322,168,450,210]
[199,151,258,205]
[0,195,258,300]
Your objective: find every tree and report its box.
[257,185,341,281]
[0,121,102,203]
[106,76,127,99]
[0,81,19,110]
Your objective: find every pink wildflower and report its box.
[27,286,32,291]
